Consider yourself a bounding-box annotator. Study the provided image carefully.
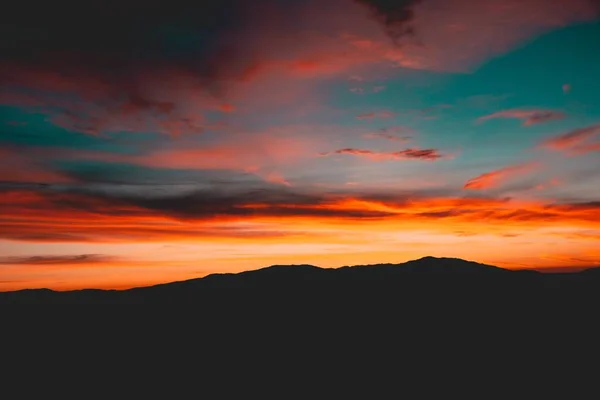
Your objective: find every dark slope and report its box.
[1,256,599,306]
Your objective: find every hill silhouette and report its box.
[2,256,599,306]
[3,256,597,389]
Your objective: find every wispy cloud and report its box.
[3,185,600,245]
[364,132,411,142]
[540,124,600,154]
[0,254,116,265]
[477,109,566,126]
[320,147,444,161]
[364,126,414,142]
[463,162,540,190]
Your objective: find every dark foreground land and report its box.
[3,257,599,392]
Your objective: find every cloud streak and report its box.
[540,124,600,154]
[477,109,566,126]
[320,147,444,160]
[2,185,600,245]
[364,126,414,141]
[0,254,116,266]
[464,162,540,190]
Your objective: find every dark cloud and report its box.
[320,147,444,160]
[364,126,414,142]
[1,0,423,136]
[2,182,600,244]
[0,1,242,66]
[54,160,265,187]
[354,0,421,43]
[0,183,397,222]
[0,254,116,265]
[0,0,308,135]
[110,188,395,219]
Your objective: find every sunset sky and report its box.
[1,0,600,290]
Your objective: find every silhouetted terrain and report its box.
[3,256,598,388]
[2,256,600,309]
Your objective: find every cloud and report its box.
[540,124,600,154]
[0,0,391,135]
[477,109,566,126]
[571,141,600,155]
[463,162,540,190]
[0,254,116,265]
[0,147,72,184]
[354,0,421,43]
[0,0,259,135]
[364,133,411,142]
[320,147,444,160]
[383,0,599,72]
[2,0,596,139]
[356,111,397,120]
[2,183,600,245]
[364,126,414,141]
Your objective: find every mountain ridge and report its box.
[1,256,599,305]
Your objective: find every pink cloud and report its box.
[1,0,596,140]
[263,172,291,187]
[138,135,314,172]
[477,109,566,126]
[385,0,598,72]
[0,147,71,184]
[464,162,540,190]
[571,141,600,155]
[540,124,600,154]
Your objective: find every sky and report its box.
[1,0,600,290]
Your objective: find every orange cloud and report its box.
[464,162,540,190]
[0,254,116,266]
[3,185,600,290]
[3,188,600,245]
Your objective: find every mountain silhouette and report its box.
[3,256,597,389]
[1,256,599,306]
